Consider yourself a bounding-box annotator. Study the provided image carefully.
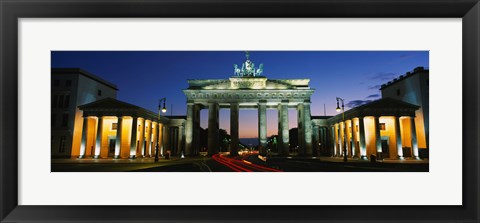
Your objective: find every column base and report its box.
[114,155,120,159]
[129,155,136,159]
[78,155,84,159]
[413,156,421,160]
[360,155,368,160]
[93,155,100,159]
[397,156,405,160]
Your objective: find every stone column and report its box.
[177,125,184,156]
[208,102,219,156]
[351,119,358,158]
[333,124,338,157]
[358,116,367,160]
[185,103,194,156]
[94,116,103,158]
[338,122,343,156]
[114,116,123,159]
[79,116,89,158]
[137,118,146,157]
[347,120,353,157]
[374,116,382,158]
[297,103,305,155]
[394,116,404,159]
[303,102,313,156]
[277,106,283,152]
[278,102,289,156]
[145,120,152,157]
[151,121,158,158]
[312,124,320,156]
[170,126,179,156]
[193,104,201,155]
[158,122,164,156]
[230,103,239,156]
[410,116,420,159]
[151,121,157,156]
[129,117,138,159]
[258,101,267,155]
[343,121,348,157]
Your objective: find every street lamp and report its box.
[336,97,348,162]
[155,97,167,162]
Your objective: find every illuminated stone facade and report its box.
[310,67,428,160]
[381,67,429,152]
[51,68,118,158]
[77,98,185,159]
[183,54,315,156]
[313,98,421,160]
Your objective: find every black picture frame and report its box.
[1,0,479,222]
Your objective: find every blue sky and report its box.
[52,51,428,138]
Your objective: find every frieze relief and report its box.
[230,78,267,89]
[186,90,313,100]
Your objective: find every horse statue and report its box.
[234,64,241,76]
[255,63,264,76]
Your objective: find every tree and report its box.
[267,135,278,153]
[218,129,230,152]
[201,128,231,152]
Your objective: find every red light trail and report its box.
[212,153,282,172]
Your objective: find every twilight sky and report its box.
[52,51,428,138]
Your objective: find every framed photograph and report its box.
[1,0,479,222]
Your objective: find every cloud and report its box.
[366,94,380,99]
[369,72,396,81]
[368,84,382,90]
[346,100,372,108]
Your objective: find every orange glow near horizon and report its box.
[201,108,299,138]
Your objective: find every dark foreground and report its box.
[51,154,428,172]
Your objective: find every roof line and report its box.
[52,68,119,90]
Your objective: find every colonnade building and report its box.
[76,98,185,159]
[51,68,118,158]
[380,67,429,157]
[51,68,186,159]
[312,67,429,160]
[312,98,421,160]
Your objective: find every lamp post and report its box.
[336,97,347,162]
[155,98,167,162]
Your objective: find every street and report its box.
[52,153,428,172]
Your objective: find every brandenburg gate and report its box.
[183,53,315,156]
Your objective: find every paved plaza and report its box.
[52,154,428,172]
